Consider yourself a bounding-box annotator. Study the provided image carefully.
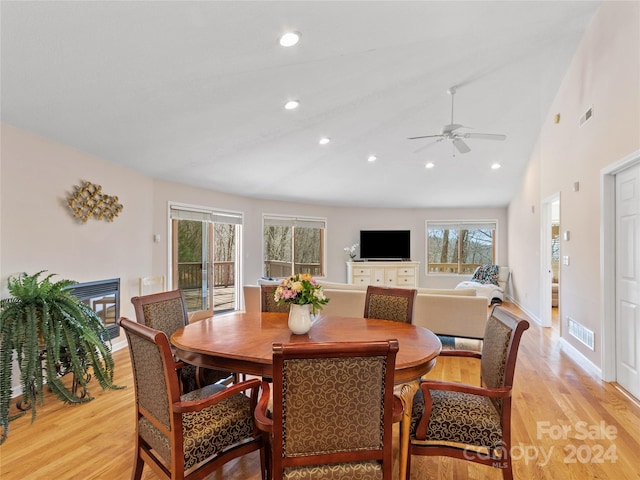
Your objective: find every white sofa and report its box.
[243,281,489,339]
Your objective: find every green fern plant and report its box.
[0,271,121,444]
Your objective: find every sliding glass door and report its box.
[170,205,242,318]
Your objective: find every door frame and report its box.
[166,201,244,319]
[539,193,559,328]
[601,149,640,382]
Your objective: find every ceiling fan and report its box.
[408,87,506,154]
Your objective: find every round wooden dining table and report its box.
[171,311,442,480]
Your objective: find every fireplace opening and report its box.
[64,278,120,340]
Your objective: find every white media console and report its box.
[346,261,419,287]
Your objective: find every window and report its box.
[426,221,497,274]
[263,215,326,278]
[170,205,243,316]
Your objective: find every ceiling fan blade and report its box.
[442,123,467,134]
[452,138,471,154]
[408,134,444,140]
[412,138,444,154]
[462,132,506,141]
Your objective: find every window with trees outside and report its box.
[426,221,497,274]
[263,215,326,278]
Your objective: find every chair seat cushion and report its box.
[139,389,255,471]
[283,461,383,480]
[410,388,502,450]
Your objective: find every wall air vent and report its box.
[567,317,594,350]
[579,106,593,127]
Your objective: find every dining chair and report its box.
[363,285,417,324]
[255,339,401,480]
[260,284,290,313]
[118,317,266,480]
[407,305,530,480]
[131,289,235,393]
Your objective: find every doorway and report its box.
[602,150,640,400]
[169,204,243,319]
[540,194,560,328]
[551,200,560,326]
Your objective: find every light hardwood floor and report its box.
[1,303,639,479]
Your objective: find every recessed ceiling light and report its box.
[367,155,377,162]
[491,162,501,170]
[279,32,301,47]
[319,137,331,145]
[425,162,435,169]
[284,100,300,110]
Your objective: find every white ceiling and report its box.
[1,1,601,208]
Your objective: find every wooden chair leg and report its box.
[263,433,272,480]
[502,462,513,480]
[131,448,144,480]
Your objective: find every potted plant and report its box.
[0,271,121,444]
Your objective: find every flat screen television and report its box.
[359,230,410,260]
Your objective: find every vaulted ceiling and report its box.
[1,1,601,208]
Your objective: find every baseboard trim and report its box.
[558,337,603,379]
[505,295,542,325]
[506,295,602,379]
[612,383,640,407]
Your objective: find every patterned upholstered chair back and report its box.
[131,289,233,393]
[364,286,417,323]
[260,285,290,313]
[407,306,529,480]
[131,289,189,337]
[480,306,529,413]
[119,317,265,480]
[268,340,399,480]
[120,318,180,460]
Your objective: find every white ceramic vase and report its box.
[288,304,314,334]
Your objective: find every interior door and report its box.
[616,163,640,399]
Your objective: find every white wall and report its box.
[508,1,640,368]
[317,206,507,289]
[0,124,155,355]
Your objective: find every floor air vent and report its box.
[568,317,595,350]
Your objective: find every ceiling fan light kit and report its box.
[409,87,507,155]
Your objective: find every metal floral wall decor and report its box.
[67,180,123,223]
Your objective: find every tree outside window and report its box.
[263,216,325,278]
[427,221,496,274]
